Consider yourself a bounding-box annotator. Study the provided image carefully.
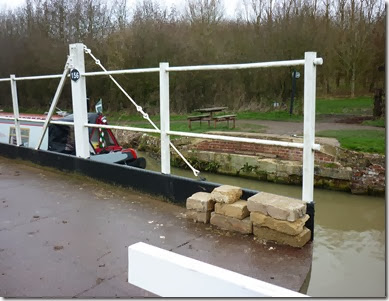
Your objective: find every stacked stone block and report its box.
[210,185,252,234]
[186,192,215,223]
[247,192,311,248]
[185,186,311,248]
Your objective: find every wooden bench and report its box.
[212,114,236,128]
[187,114,211,129]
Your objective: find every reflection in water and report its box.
[141,152,386,297]
[310,226,385,297]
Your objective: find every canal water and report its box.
[141,152,386,297]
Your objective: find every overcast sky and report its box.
[0,0,242,18]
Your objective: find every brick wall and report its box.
[195,140,335,163]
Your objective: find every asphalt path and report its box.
[235,119,384,135]
[0,157,312,297]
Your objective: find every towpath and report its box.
[0,157,312,297]
[236,118,384,136]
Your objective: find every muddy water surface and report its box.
[142,152,386,297]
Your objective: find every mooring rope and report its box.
[83,45,200,177]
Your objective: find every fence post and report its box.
[69,43,90,158]
[159,62,171,174]
[302,52,317,204]
[10,74,22,146]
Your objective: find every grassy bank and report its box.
[316,96,373,115]
[316,130,385,154]
[362,119,385,127]
[105,96,374,123]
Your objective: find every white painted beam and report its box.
[167,59,306,72]
[168,130,321,151]
[159,62,171,174]
[302,52,318,203]
[128,242,307,297]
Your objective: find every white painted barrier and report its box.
[0,45,323,204]
[128,242,307,297]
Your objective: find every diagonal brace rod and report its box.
[36,58,70,150]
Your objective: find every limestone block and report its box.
[247,192,306,222]
[253,225,311,248]
[250,212,309,235]
[276,161,302,176]
[186,192,215,212]
[257,159,277,173]
[186,209,211,224]
[210,212,252,234]
[215,200,249,220]
[318,167,352,180]
[211,185,242,204]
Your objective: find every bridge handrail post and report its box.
[159,62,171,174]
[302,52,318,203]
[69,43,90,158]
[10,74,22,146]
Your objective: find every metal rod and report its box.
[83,68,160,77]
[0,116,73,126]
[10,75,22,146]
[49,120,74,126]
[14,74,64,81]
[290,70,297,116]
[20,118,74,126]
[167,59,307,72]
[36,60,69,150]
[0,58,323,82]
[168,130,320,151]
[86,123,160,134]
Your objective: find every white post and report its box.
[302,52,317,203]
[159,62,171,174]
[10,74,22,146]
[69,43,90,158]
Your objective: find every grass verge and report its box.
[362,119,385,128]
[316,96,373,115]
[317,129,385,154]
[106,97,374,123]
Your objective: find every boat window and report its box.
[90,129,99,148]
[9,127,30,147]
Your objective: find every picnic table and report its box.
[187,106,236,129]
[194,106,228,117]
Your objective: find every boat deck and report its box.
[0,157,312,297]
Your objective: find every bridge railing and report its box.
[0,43,322,204]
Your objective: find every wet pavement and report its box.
[0,157,312,297]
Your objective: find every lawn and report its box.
[105,96,375,124]
[316,96,373,115]
[316,129,385,154]
[362,118,385,127]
